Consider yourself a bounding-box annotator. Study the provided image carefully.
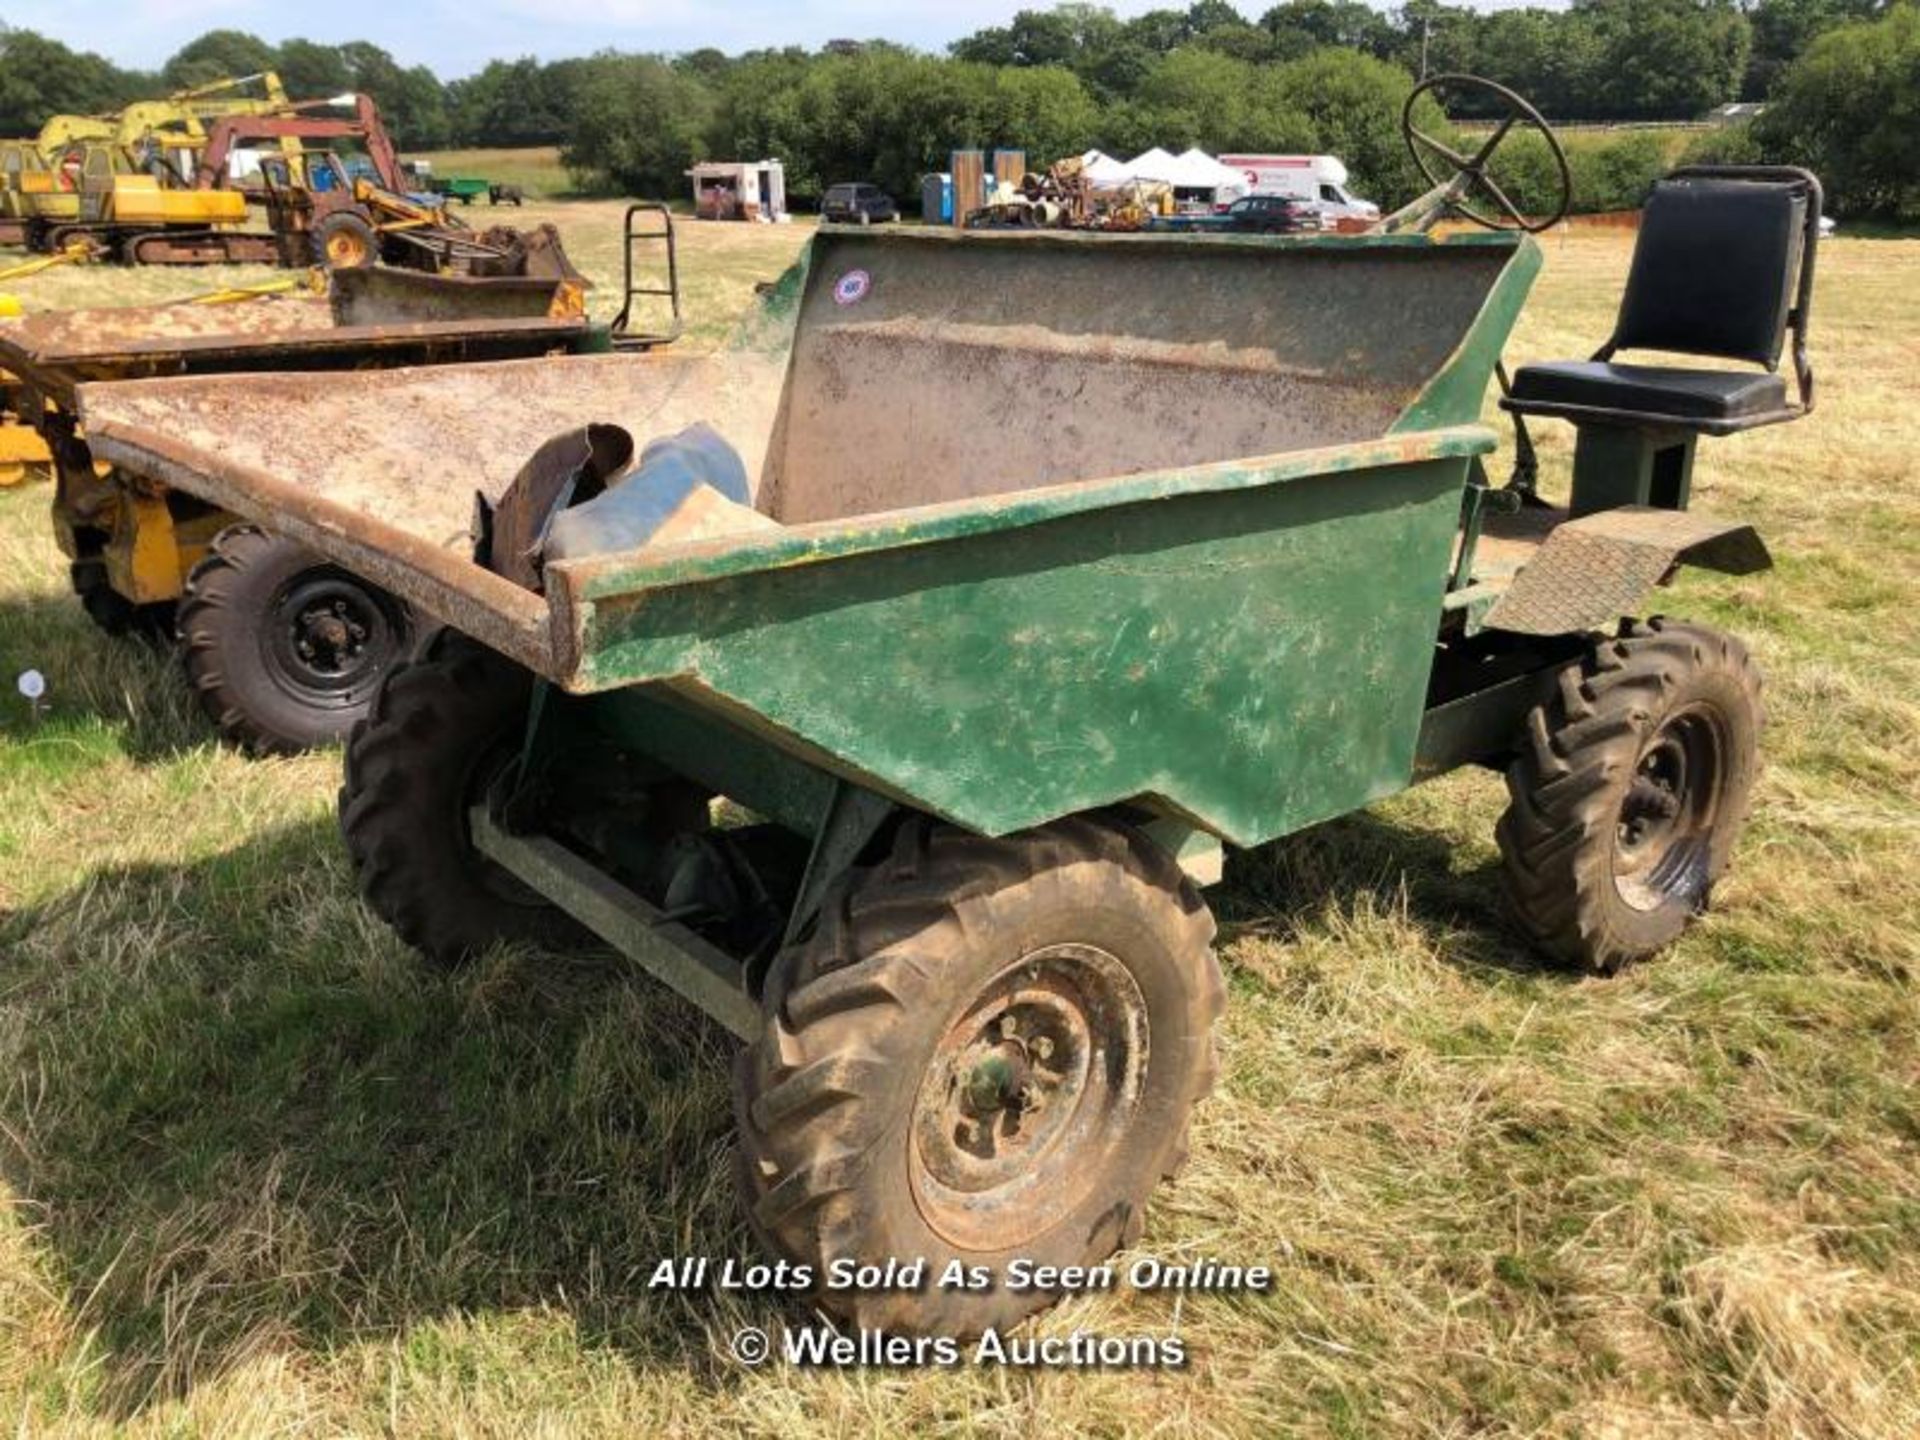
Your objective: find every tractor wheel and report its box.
[178,524,413,754]
[1497,618,1763,973]
[70,557,174,644]
[339,635,588,966]
[314,211,378,270]
[736,814,1223,1335]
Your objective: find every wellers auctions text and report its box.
[650,1254,1273,1295]
[784,1326,1187,1369]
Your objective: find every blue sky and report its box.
[2,0,1449,79]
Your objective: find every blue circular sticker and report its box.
[833,269,872,306]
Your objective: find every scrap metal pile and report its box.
[965,157,1170,231]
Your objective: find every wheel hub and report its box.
[1614,707,1724,913]
[265,570,403,703]
[294,600,369,673]
[909,943,1147,1251]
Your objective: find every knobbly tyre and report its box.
[0,204,679,753]
[66,80,1822,1335]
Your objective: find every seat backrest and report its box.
[1601,166,1823,404]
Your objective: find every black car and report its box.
[822,182,900,225]
[1149,194,1319,236]
[1214,194,1318,234]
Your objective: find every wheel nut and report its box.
[998,1014,1019,1039]
[956,1118,979,1144]
[1032,1035,1054,1061]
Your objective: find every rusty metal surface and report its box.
[333,270,571,323]
[757,229,1513,523]
[79,347,792,672]
[329,263,572,325]
[1467,500,1561,580]
[80,419,559,674]
[0,290,586,393]
[3,297,335,357]
[1485,505,1772,636]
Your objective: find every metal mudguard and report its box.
[1484,505,1770,637]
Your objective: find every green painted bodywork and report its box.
[545,227,1540,847]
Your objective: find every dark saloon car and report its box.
[1153,194,1320,235]
[823,182,900,225]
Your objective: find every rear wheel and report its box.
[1497,618,1763,972]
[178,524,413,754]
[314,211,377,269]
[736,814,1223,1335]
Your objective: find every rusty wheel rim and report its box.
[1613,704,1726,913]
[326,229,369,267]
[909,943,1148,1251]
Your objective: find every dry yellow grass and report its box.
[1,218,1918,1437]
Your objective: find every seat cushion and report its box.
[1508,361,1788,424]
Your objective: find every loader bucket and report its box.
[328,265,578,326]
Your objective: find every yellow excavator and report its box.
[1,113,117,248]
[23,73,297,258]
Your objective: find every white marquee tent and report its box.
[1078,149,1135,188]
[1077,146,1247,203]
[1174,147,1252,198]
[1122,147,1182,185]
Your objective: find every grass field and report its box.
[1,217,1918,1436]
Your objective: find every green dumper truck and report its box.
[70,155,1822,1335]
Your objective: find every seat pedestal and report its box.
[1569,424,1697,518]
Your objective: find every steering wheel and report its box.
[1402,74,1570,233]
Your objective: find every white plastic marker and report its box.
[16,668,46,722]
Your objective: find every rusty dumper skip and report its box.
[72,145,1822,1335]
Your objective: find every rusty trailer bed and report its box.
[80,342,793,670]
[0,270,590,401]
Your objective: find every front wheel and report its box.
[1497,618,1763,972]
[178,524,413,753]
[313,211,377,269]
[736,815,1223,1335]
[339,635,583,966]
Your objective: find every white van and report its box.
[1216,154,1380,229]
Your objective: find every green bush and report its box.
[1751,2,1920,219]
[562,55,714,198]
[1475,129,1673,220]
[1680,121,1768,169]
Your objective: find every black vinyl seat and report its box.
[1507,361,1787,431]
[1504,167,1822,436]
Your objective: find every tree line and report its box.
[1,1,1912,218]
